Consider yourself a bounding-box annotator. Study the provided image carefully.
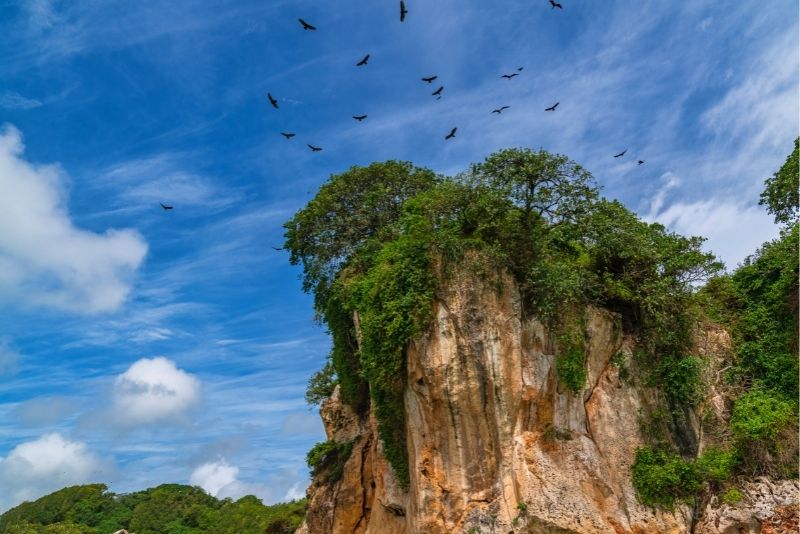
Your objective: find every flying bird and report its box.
[356,54,370,66]
[492,106,510,114]
[517,66,524,71]
[353,115,368,121]
[307,144,323,152]
[638,160,645,165]
[421,75,438,83]
[432,86,444,97]
[160,203,173,211]
[445,127,457,140]
[501,73,519,79]
[298,18,316,30]
[549,0,563,9]
[400,0,408,21]
[613,149,627,158]
[280,132,295,139]
[271,246,283,251]
[267,93,279,109]
[545,102,559,111]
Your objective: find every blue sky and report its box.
[0,0,797,511]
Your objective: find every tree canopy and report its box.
[0,484,307,534]
[759,137,799,225]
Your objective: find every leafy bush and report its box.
[631,448,701,508]
[731,389,795,441]
[306,440,354,482]
[695,448,738,482]
[656,355,704,406]
[721,488,744,505]
[556,330,586,393]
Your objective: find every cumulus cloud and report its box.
[0,433,111,512]
[190,459,241,497]
[113,357,200,425]
[0,124,148,313]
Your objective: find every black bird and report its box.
[271,246,283,251]
[613,149,627,158]
[400,0,408,21]
[545,102,559,111]
[492,106,510,114]
[353,115,368,121]
[421,75,438,83]
[431,86,444,97]
[445,127,457,140]
[280,132,295,139]
[267,93,279,109]
[549,0,563,9]
[638,160,645,165]
[307,144,323,152]
[298,18,316,30]
[501,73,519,79]
[356,54,370,66]
[160,203,173,211]
[517,66,524,71]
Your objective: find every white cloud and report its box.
[649,197,777,270]
[0,124,148,313]
[102,155,238,210]
[283,480,307,501]
[0,92,42,110]
[0,433,111,512]
[113,357,200,425]
[190,458,240,497]
[644,175,779,270]
[189,459,307,503]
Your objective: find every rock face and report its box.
[695,479,799,534]
[298,269,797,533]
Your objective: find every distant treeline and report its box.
[0,484,306,534]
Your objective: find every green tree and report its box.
[283,160,439,312]
[759,137,798,225]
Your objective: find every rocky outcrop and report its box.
[298,269,797,533]
[695,479,799,534]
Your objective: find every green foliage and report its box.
[306,440,354,483]
[731,389,795,442]
[0,485,307,534]
[655,355,704,406]
[695,448,738,482]
[725,225,799,398]
[631,448,702,509]
[759,137,799,225]
[721,488,744,505]
[283,160,439,313]
[305,358,338,405]
[556,330,586,393]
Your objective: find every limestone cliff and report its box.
[297,269,798,534]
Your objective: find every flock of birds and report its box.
[157,0,644,211]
